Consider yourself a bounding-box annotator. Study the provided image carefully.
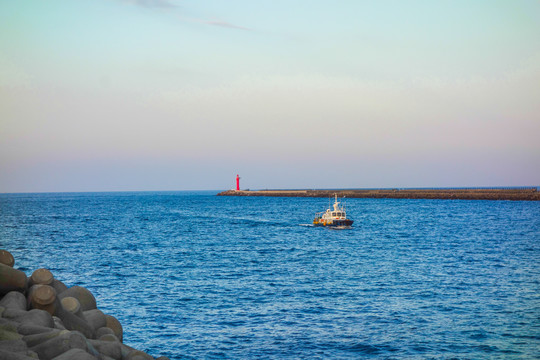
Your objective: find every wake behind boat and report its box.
[313,194,353,227]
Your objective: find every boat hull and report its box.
[313,219,354,227]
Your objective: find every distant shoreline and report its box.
[217,188,540,201]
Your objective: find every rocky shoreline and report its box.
[217,188,540,201]
[0,249,169,360]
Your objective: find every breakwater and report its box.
[217,187,540,200]
[0,249,169,360]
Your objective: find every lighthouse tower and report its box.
[236,174,241,191]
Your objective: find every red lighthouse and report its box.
[236,174,240,191]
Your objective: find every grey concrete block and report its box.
[22,329,65,348]
[0,263,27,295]
[0,250,15,267]
[57,287,97,312]
[0,348,38,360]
[104,315,123,343]
[54,300,94,339]
[29,269,54,287]
[95,327,115,339]
[3,309,54,328]
[17,324,57,336]
[83,309,106,332]
[88,339,122,360]
[0,291,27,311]
[30,330,87,360]
[0,338,28,353]
[50,348,98,360]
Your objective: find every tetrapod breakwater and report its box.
[0,249,170,360]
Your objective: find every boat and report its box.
[313,194,354,227]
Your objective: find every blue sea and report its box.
[1,191,539,359]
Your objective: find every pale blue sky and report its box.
[1,0,539,192]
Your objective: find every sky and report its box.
[1,0,539,192]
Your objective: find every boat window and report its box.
[331,212,336,216]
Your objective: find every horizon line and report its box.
[1,185,539,195]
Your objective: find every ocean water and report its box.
[1,191,539,359]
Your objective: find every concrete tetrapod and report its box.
[53,297,95,339]
[0,291,27,311]
[0,323,24,341]
[0,263,27,295]
[50,348,98,360]
[27,268,68,298]
[22,328,64,347]
[29,269,54,287]
[57,286,97,312]
[0,349,38,360]
[0,250,15,267]
[17,323,58,336]
[28,285,57,315]
[50,279,68,295]
[30,330,87,360]
[83,309,107,332]
[95,326,116,339]
[0,338,28,352]
[60,297,85,319]
[2,308,55,328]
[98,333,119,342]
[88,338,122,359]
[104,314,123,343]
[52,316,67,330]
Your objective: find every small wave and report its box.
[346,342,399,355]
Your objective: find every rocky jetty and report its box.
[217,187,540,201]
[0,249,170,360]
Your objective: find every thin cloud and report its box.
[119,0,177,9]
[202,19,252,31]
[118,1,250,31]
[180,17,252,31]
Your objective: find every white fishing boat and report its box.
[313,194,353,227]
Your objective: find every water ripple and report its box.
[1,192,539,359]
